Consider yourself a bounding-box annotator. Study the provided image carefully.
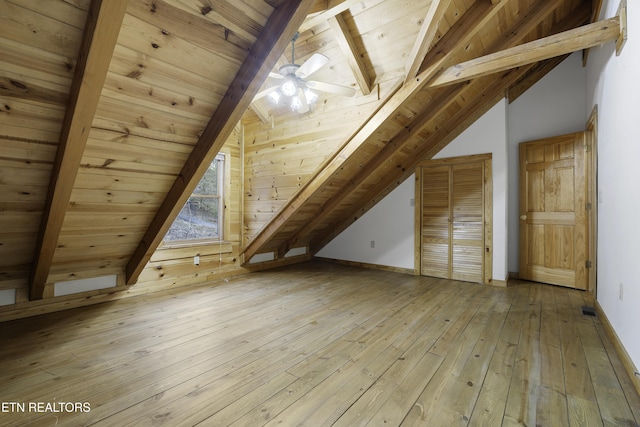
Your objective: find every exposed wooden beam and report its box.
[308,0,329,15]
[29,0,129,300]
[298,0,385,33]
[431,16,621,88]
[125,0,317,286]
[328,13,371,95]
[298,0,352,32]
[404,0,453,83]
[417,0,508,76]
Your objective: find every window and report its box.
[163,154,224,243]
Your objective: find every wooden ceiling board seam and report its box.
[0,36,76,81]
[7,0,91,29]
[166,0,265,43]
[94,91,213,133]
[109,45,229,102]
[117,14,242,85]
[0,0,85,58]
[127,0,252,54]
[103,81,222,123]
[86,128,196,155]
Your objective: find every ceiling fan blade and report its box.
[254,87,276,101]
[269,72,284,80]
[296,53,329,79]
[296,87,310,113]
[306,80,356,97]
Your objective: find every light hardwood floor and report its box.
[1,261,639,426]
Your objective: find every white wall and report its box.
[506,52,586,272]
[586,0,640,371]
[317,176,415,269]
[319,100,509,280]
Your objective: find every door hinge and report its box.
[586,202,592,211]
[585,144,591,152]
[586,260,593,268]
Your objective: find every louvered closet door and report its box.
[421,165,450,278]
[420,156,489,284]
[451,162,484,283]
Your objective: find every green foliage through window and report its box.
[163,154,224,243]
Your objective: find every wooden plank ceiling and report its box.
[0,0,622,300]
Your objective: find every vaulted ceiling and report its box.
[0,0,623,301]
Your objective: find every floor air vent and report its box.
[582,306,596,316]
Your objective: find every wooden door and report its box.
[519,133,588,289]
[451,162,485,282]
[419,155,492,284]
[421,165,450,279]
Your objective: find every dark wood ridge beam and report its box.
[404,0,454,83]
[125,0,317,285]
[328,13,371,95]
[308,0,590,252]
[431,16,621,88]
[244,0,513,261]
[29,0,129,300]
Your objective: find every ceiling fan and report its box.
[255,33,357,113]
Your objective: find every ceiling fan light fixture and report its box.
[268,90,281,104]
[281,77,297,97]
[304,88,318,104]
[290,95,303,111]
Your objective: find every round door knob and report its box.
[520,214,527,220]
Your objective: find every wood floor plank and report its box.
[0,261,638,426]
